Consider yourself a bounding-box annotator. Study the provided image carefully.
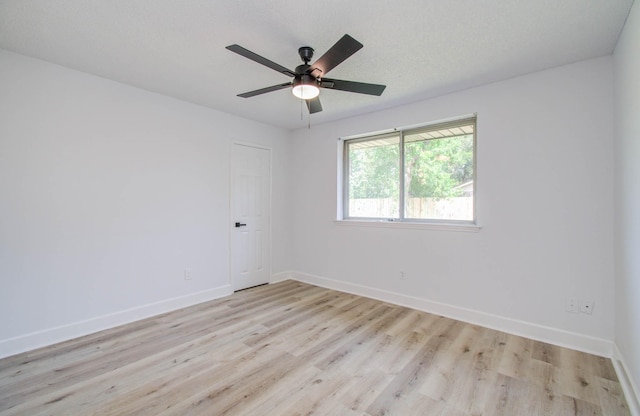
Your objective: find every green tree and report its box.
[349,140,399,199]
[348,134,472,200]
[405,135,473,198]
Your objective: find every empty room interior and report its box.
[1,1,639,415]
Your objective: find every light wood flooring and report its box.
[0,280,631,415]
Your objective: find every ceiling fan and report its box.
[225,34,386,114]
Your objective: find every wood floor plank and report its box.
[497,333,534,380]
[596,376,632,416]
[0,301,259,410]
[283,297,386,357]
[338,369,394,412]
[0,281,631,416]
[240,363,333,415]
[434,326,499,414]
[365,319,463,415]
[265,366,356,416]
[314,305,410,374]
[156,350,306,416]
[6,328,256,416]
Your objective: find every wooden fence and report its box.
[349,197,473,220]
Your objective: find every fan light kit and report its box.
[291,75,320,99]
[226,34,386,114]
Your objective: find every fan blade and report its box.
[306,97,323,114]
[237,82,292,98]
[226,44,296,77]
[308,34,363,77]
[320,78,386,96]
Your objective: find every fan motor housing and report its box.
[295,64,312,75]
[293,74,319,88]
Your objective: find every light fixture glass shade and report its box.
[292,75,320,99]
[292,84,320,99]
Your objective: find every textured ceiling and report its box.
[0,0,633,130]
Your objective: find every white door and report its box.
[231,143,271,291]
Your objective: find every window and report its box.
[343,116,476,223]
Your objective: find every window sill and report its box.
[334,219,482,232]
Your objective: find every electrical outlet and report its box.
[565,297,579,313]
[399,270,406,280]
[580,300,595,315]
[184,269,192,280]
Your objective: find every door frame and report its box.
[229,141,273,291]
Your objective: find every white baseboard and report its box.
[270,271,293,283]
[613,344,640,416]
[287,271,614,358]
[0,285,233,359]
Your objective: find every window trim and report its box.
[339,114,478,227]
[333,219,482,232]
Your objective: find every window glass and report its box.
[343,117,475,223]
[346,134,400,218]
[404,123,474,221]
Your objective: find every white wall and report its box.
[614,0,640,408]
[0,49,292,357]
[290,56,615,354]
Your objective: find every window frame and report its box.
[341,115,477,227]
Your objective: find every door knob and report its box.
[235,222,247,228]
